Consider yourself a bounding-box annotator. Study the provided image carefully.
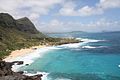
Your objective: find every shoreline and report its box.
[3,39,82,73]
[2,44,56,80]
[3,45,47,62]
[0,38,107,80]
[3,38,82,62]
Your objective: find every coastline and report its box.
[1,39,85,80]
[2,39,82,77]
[2,38,104,72]
[4,45,47,62]
[1,37,115,80]
[3,38,81,62]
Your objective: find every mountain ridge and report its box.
[0,13,39,34]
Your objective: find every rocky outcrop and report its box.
[0,60,42,80]
[12,61,24,65]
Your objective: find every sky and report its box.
[0,0,120,33]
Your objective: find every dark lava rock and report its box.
[17,71,24,74]
[12,61,24,65]
[25,64,29,66]
[0,60,42,80]
[24,74,43,80]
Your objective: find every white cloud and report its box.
[0,0,119,32]
[38,19,66,32]
[0,0,64,20]
[78,6,103,16]
[59,1,77,16]
[99,0,120,9]
[59,0,120,16]
[38,19,120,32]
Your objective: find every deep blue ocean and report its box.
[21,32,120,80]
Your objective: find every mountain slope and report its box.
[16,17,39,34]
[0,13,46,58]
[0,13,80,59]
[0,13,16,28]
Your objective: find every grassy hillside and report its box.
[0,27,47,58]
[0,13,47,58]
[0,13,80,59]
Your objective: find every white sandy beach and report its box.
[4,45,46,62]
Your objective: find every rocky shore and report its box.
[0,60,43,80]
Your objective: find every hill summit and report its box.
[0,13,39,34]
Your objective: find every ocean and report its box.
[19,32,120,80]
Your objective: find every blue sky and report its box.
[0,0,120,32]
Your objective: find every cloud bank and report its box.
[39,19,120,32]
[59,0,120,16]
[0,0,120,32]
[0,0,63,20]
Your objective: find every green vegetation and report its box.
[43,37,80,45]
[0,26,46,59]
[0,13,80,59]
[0,13,46,59]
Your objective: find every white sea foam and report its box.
[77,38,105,42]
[58,43,82,48]
[58,38,105,49]
[24,71,49,80]
[82,46,96,49]
[118,65,120,67]
[82,46,107,49]
[11,47,59,72]
[10,46,61,80]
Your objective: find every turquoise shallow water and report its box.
[20,32,120,80]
